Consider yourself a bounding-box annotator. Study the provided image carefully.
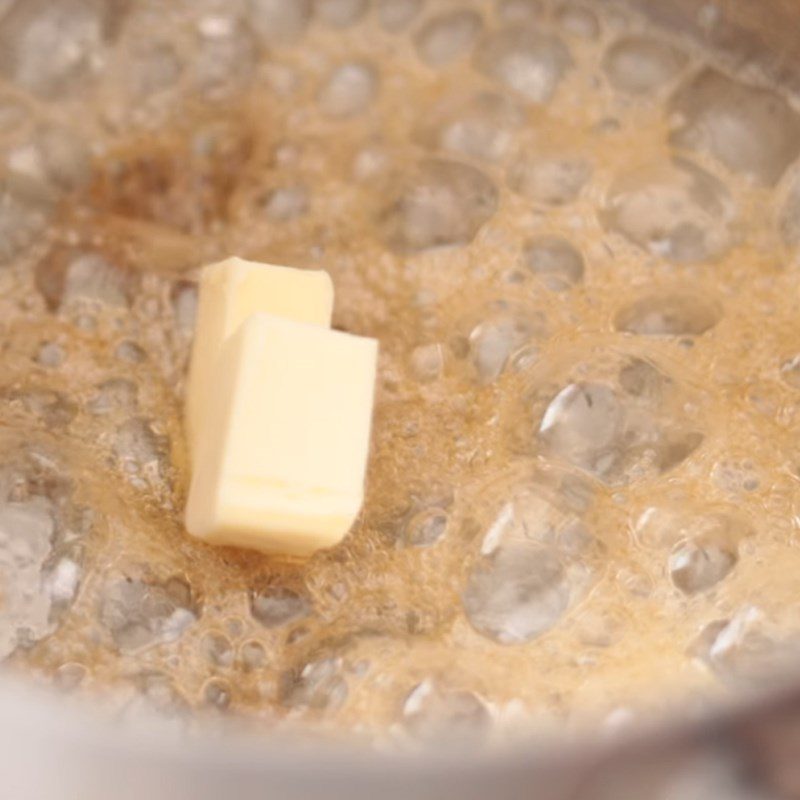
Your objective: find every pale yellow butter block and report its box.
[185,257,334,457]
[185,313,378,556]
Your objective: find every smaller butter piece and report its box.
[185,313,378,556]
[186,257,334,458]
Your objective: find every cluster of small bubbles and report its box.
[711,459,761,494]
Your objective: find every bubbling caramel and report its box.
[0,0,798,744]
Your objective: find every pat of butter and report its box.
[185,313,378,556]
[185,257,334,458]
